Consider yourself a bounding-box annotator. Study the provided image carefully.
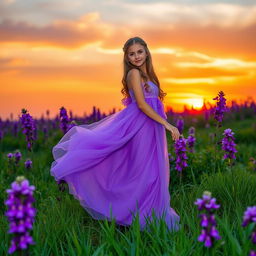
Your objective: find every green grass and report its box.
[0,118,256,255]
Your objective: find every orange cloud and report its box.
[0,13,112,48]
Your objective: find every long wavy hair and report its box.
[121,37,166,105]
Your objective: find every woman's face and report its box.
[127,43,147,67]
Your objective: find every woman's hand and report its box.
[164,122,180,141]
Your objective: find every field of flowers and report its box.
[0,91,256,255]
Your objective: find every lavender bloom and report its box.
[5,176,36,254]
[59,107,70,134]
[20,109,35,151]
[187,126,196,153]
[174,137,188,172]
[0,129,3,140]
[187,135,196,153]
[14,151,22,165]
[33,121,38,141]
[221,128,237,160]
[13,122,18,137]
[188,126,195,136]
[195,191,221,248]
[43,126,48,138]
[7,153,13,159]
[168,153,175,162]
[212,91,229,126]
[204,110,210,122]
[176,117,184,134]
[57,179,67,192]
[24,160,33,169]
[242,206,256,254]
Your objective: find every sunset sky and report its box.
[0,0,256,120]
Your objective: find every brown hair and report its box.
[121,36,166,105]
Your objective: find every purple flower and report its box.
[13,122,18,137]
[43,126,48,138]
[176,117,184,134]
[5,176,36,254]
[187,127,196,153]
[194,191,221,248]
[0,129,3,140]
[7,153,13,159]
[242,206,256,254]
[242,206,256,227]
[14,151,22,165]
[221,128,237,161]
[59,107,70,134]
[212,91,229,126]
[20,109,36,151]
[188,126,195,136]
[24,160,32,169]
[168,153,175,162]
[174,137,188,172]
[249,250,256,256]
[57,179,67,192]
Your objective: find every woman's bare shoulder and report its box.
[126,69,149,88]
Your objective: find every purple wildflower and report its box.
[14,151,22,165]
[0,129,3,141]
[57,179,67,192]
[242,206,256,254]
[194,191,221,248]
[7,153,13,159]
[20,109,36,151]
[189,126,195,136]
[221,128,237,161]
[59,107,70,134]
[204,110,210,122]
[13,122,18,137]
[5,176,36,254]
[174,137,188,172]
[43,126,48,138]
[7,153,15,166]
[24,160,33,169]
[187,127,196,153]
[212,91,229,126]
[168,153,175,162]
[176,117,184,134]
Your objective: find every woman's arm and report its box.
[127,68,168,126]
[127,68,180,141]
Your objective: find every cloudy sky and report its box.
[0,0,255,119]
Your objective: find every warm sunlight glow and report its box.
[186,98,204,109]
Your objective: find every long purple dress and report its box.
[50,80,180,231]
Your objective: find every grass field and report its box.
[0,111,255,255]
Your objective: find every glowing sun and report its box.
[186,98,204,109]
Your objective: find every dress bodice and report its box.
[128,81,159,102]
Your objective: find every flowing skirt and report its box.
[50,97,180,231]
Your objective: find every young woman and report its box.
[50,36,180,232]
